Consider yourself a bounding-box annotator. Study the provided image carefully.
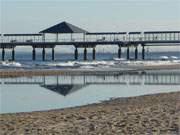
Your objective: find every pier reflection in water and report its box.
[0,70,180,113]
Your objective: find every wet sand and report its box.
[0,69,134,78]
[0,91,180,135]
[0,63,180,78]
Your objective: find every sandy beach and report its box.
[0,91,180,135]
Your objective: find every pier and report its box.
[1,21,180,61]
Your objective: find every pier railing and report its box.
[1,31,180,43]
[1,31,180,61]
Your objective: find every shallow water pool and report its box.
[0,70,180,114]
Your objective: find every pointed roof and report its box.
[40,21,88,34]
[41,84,85,96]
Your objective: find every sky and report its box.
[1,0,180,33]
[0,0,180,52]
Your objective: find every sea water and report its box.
[0,51,180,70]
[0,70,180,114]
[0,51,180,113]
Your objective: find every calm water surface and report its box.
[1,70,180,114]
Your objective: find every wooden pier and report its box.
[1,21,180,61]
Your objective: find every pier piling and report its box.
[52,48,55,60]
[2,48,5,61]
[135,46,138,60]
[142,45,145,60]
[12,48,15,61]
[32,47,36,61]
[84,47,87,60]
[118,46,121,58]
[42,47,46,61]
[92,47,96,60]
[74,47,78,60]
[127,47,130,60]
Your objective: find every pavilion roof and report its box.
[40,21,88,34]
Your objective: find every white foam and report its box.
[113,58,126,61]
[47,61,75,67]
[160,56,169,61]
[170,56,178,60]
[96,61,115,66]
[80,65,95,69]
[71,61,116,68]
[75,61,99,66]
[1,59,179,70]
[114,60,180,67]
[0,61,22,67]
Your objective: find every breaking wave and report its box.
[0,61,22,67]
[0,58,180,70]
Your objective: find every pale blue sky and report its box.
[1,0,180,33]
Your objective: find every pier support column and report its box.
[84,47,87,61]
[135,46,138,60]
[32,47,36,61]
[74,47,78,60]
[42,47,46,61]
[12,48,15,61]
[127,47,130,60]
[2,48,5,61]
[118,46,121,58]
[142,45,145,60]
[92,47,96,60]
[52,48,55,60]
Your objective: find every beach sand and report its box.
[0,91,180,135]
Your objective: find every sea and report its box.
[0,51,180,70]
[0,51,180,114]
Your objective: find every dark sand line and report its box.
[0,69,135,78]
[0,63,180,78]
[1,91,180,135]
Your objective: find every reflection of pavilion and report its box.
[41,84,86,96]
[2,72,180,86]
[2,71,180,97]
